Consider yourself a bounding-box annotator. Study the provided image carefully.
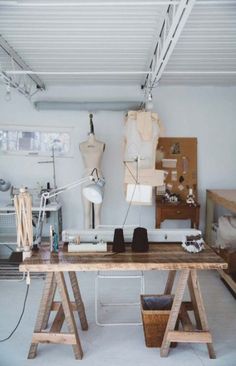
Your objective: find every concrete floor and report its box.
[0,270,236,366]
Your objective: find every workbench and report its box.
[20,243,226,360]
[205,189,236,295]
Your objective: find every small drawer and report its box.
[160,207,195,220]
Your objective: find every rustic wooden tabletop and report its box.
[20,243,227,272]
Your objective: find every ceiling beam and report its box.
[143,0,196,89]
[0,0,234,6]
[0,1,181,6]
[5,70,152,76]
[0,34,45,90]
[164,71,236,74]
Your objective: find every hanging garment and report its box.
[123,110,165,205]
[136,111,153,141]
[124,111,162,169]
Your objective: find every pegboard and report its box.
[156,137,197,200]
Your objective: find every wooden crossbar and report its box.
[51,301,77,311]
[32,332,77,345]
[167,331,212,343]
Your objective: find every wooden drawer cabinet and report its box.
[156,200,200,229]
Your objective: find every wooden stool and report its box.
[28,271,88,360]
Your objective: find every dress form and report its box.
[79,114,105,229]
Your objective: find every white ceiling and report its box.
[161,0,236,85]
[0,0,236,89]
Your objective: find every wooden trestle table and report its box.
[19,243,227,360]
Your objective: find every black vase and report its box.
[112,228,126,253]
[132,227,149,252]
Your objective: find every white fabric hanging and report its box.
[216,215,236,249]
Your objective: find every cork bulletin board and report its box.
[156,137,198,200]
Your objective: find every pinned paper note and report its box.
[171,171,177,181]
[156,185,166,196]
[126,184,152,205]
[178,184,184,191]
[162,158,177,169]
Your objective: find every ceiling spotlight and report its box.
[145,92,153,111]
[5,83,11,101]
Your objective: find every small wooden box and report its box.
[141,295,173,348]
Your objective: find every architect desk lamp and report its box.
[34,168,105,247]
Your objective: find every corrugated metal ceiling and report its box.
[0,0,169,86]
[161,1,236,85]
[0,0,236,87]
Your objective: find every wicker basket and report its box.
[141,294,173,347]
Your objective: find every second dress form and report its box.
[79,133,105,229]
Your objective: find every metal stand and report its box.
[95,271,145,326]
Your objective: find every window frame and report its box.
[0,124,74,158]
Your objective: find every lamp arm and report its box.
[42,176,92,201]
[35,175,93,245]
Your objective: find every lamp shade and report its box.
[83,183,103,204]
[0,179,11,192]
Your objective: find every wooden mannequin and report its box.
[79,114,105,229]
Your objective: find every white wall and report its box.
[0,84,236,232]
[153,86,236,228]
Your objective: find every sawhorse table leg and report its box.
[28,271,88,360]
[69,271,88,331]
[161,269,216,359]
[164,270,176,295]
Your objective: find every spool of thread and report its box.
[50,225,54,252]
[112,228,125,253]
[50,225,59,253]
[53,232,59,253]
[132,227,149,252]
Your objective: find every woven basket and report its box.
[141,294,174,347]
